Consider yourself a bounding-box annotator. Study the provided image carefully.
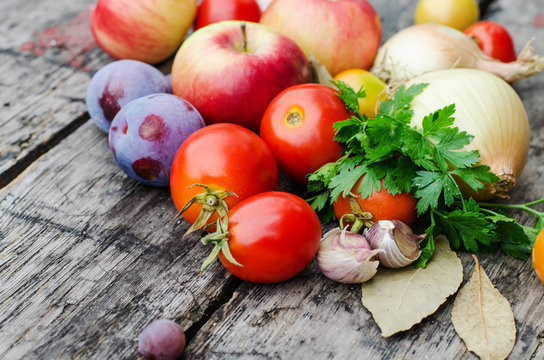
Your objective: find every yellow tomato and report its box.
[414,0,479,31]
[533,228,544,284]
[333,69,387,118]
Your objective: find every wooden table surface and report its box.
[1,0,543,359]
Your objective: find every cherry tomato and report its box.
[260,84,350,185]
[533,228,544,284]
[333,178,417,226]
[414,0,479,31]
[333,69,387,118]
[464,21,516,63]
[195,0,261,30]
[219,191,321,283]
[170,123,278,228]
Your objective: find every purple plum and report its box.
[109,93,205,186]
[86,59,169,133]
[139,319,186,360]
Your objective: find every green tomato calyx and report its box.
[199,215,243,273]
[174,183,237,238]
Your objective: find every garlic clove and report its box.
[365,220,422,268]
[317,227,383,284]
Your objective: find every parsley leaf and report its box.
[329,162,368,201]
[452,166,500,192]
[413,171,460,214]
[378,83,427,119]
[305,79,539,268]
[434,209,496,252]
[334,80,365,115]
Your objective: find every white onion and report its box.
[372,23,544,84]
[406,68,530,200]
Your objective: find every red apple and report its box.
[260,0,382,76]
[170,21,311,132]
[91,0,197,64]
[195,0,262,30]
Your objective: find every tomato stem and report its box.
[338,193,374,233]
[199,215,243,273]
[175,183,237,237]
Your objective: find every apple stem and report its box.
[241,22,247,52]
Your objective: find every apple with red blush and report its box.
[260,0,382,76]
[170,21,311,132]
[91,0,197,64]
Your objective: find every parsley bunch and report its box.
[307,81,535,267]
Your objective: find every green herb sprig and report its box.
[307,80,536,267]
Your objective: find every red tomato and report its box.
[464,21,517,63]
[260,84,350,185]
[333,178,417,226]
[195,0,262,30]
[219,191,321,283]
[170,123,278,228]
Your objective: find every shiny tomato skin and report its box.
[170,123,278,227]
[260,84,349,185]
[533,228,544,284]
[195,0,262,30]
[219,191,321,283]
[464,21,517,63]
[333,178,417,226]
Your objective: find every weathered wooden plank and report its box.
[0,120,240,359]
[0,0,543,359]
[185,0,544,359]
[0,0,105,188]
[0,0,179,189]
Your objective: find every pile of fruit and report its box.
[85,0,544,358]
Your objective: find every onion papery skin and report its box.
[372,23,544,84]
[406,69,530,200]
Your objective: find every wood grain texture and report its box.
[0,122,238,359]
[0,0,104,188]
[0,0,543,359]
[0,0,172,189]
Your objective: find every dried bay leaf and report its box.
[451,255,516,360]
[361,236,463,337]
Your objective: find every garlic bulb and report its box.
[406,68,530,200]
[317,227,383,284]
[365,220,422,268]
[372,23,544,84]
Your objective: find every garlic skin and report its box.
[406,68,530,200]
[372,23,544,84]
[365,220,422,268]
[317,227,383,284]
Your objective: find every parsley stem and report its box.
[477,198,544,223]
[448,173,467,211]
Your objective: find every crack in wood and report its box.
[183,276,242,345]
[1,209,90,237]
[249,306,299,327]
[532,336,544,360]
[4,209,88,235]
[0,112,89,189]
